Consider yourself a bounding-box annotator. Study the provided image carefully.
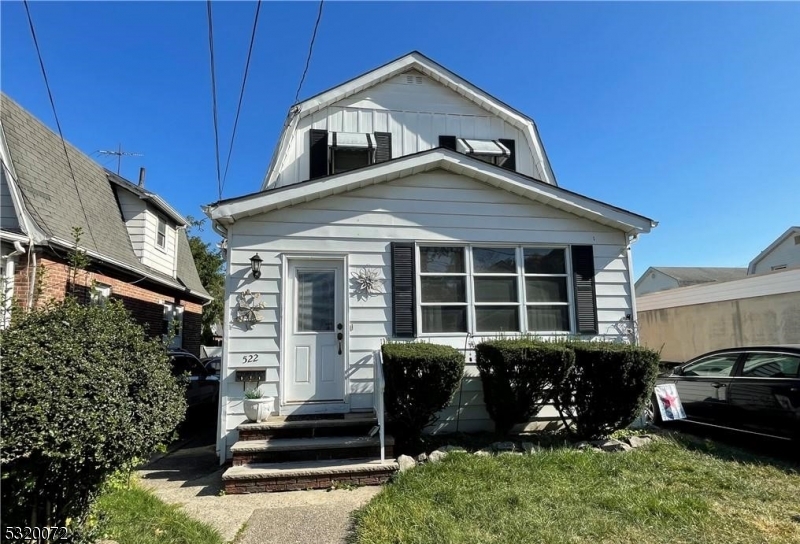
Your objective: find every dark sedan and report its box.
[651,345,800,442]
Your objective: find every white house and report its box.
[634,267,747,296]
[205,52,656,492]
[748,226,800,275]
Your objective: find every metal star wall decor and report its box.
[234,290,267,330]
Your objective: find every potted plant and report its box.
[243,388,274,423]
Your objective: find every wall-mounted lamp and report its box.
[249,253,263,279]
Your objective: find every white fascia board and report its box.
[747,226,800,274]
[213,150,655,234]
[638,268,800,311]
[0,122,48,243]
[141,193,188,226]
[261,112,300,190]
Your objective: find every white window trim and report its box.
[415,243,576,337]
[156,214,168,250]
[90,283,112,307]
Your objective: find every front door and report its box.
[285,260,345,403]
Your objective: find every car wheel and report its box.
[644,395,663,426]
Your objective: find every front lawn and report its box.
[95,483,223,544]
[352,436,800,544]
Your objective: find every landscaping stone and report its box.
[592,439,632,452]
[574,441,592,450]
[627,435,653,448]
[521,442,537,454]
[428,450,448,463]
[416,452,428,464]
[474,447,493,457]
[397,455,416,472]
[492,441,516,452]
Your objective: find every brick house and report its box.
[0,93,211,353]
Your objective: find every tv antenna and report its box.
[98,143,143,175]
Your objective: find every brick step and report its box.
[230,435,394,465]
[237,414,378,441]
[223,458,399,494]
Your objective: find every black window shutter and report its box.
[309,129,328,179]
[498,138,516,172]
[571,245,598,334]
[391,242,416,338]
[374,132,392,163]
[439,135,457,150]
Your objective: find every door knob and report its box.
[337,331,343,355]
[712,383,726,389]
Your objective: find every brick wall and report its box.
[13,253,205,356]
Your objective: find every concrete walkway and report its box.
[138,432,380,543]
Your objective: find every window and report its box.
[156,215,167,249]
[771,264,787,271]
[456,138,510,167]
[309,130,392,179]
[416,246,573,334]
[163,303,184,349]
[740,353,800,378]
[90,283,111,306]
[683,354,739,377]
[524,248,570,332]
[419,247,467,333]
[296,270,336,332]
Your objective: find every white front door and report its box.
[285,260,345,403]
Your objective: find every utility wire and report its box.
[220,0,262,196]
[206,0,223,200]
[293,0,324,104]
[23,0,98,250]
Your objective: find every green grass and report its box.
[94,484,223,544]
[352,436,800,544]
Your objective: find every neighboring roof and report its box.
[0,93,210,301]
[638,267,800,311]
[262,51,557,189]
[637,267,748,289]
[107,171,188,226]
[747,226,800,274]
[208,147,656,235]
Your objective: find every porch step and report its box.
[236,413,378,440]
[222,458,398,494]
[230,435,394,465]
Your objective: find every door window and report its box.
[297,270,336,332]
[683,354,739,377]
[740,353,800,378]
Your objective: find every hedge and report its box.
[553,341,660,440]
[381,342,465,447]
[475,340,574,435]
[1,298,187,541]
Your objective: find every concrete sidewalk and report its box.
[138,432,380,543]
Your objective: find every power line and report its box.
[294,0,324,104]
[23,0,98,250]
[220,0,262,196]
[206,0,223,200]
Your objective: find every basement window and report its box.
[330,132,377,174]
[455,138,511,167]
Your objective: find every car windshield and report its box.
[170,355,206,377]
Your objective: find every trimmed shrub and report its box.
[553,341,660,440]
[475,340,574,435]
[381,342,465,446]
[1,299,187,541]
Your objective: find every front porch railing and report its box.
[373,348,386,462]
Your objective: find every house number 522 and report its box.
[242,354,259,363]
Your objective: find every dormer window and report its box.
[309,130,392,179]
[156,215,167,248]
[331,132,377,174]
[455,138,511,167]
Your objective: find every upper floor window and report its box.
[439,135,516,172]
[156,215,167,249]
[309,130,392,179]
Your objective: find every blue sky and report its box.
[2,1,799,278]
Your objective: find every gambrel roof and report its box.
[262,51,558,189]
[211,147,655,236]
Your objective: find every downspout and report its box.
[626,232,640,344]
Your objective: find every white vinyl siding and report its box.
[1,244,15,329]
[0,169,19,231]
[274,71,539,188]
[141,209,177,276]
[218,171,633,458]
[750,233,800,275]
[115,189,147,258]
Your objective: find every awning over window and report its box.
[456,138,510,156]
[331,132,376,149]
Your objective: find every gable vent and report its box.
[404,74,424,85]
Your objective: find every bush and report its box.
[553,341,660,440]
[1,298,187,541]
[475,340,574,435]
[381,342,465,447]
